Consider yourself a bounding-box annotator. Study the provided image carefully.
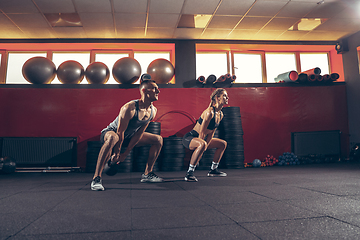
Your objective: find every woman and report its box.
[182,88,229,182]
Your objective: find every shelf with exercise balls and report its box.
[112,57,141,84]
[57,60,85,84]
[147,58,175,84]
[22,57,57,84]
[85,62,110,84]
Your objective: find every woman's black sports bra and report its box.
[197,107,221,130]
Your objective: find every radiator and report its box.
[1,137,77,167]
[291,130,341,157]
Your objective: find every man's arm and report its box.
[112,102,135,162]
[120,105,158,157]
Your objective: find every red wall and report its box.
[0,85,349,168]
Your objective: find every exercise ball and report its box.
[112,57,141,84]
[22,57,56,84]
[147,58,175,84]
[57,60,85,84]
[0,156,16,174]
[252,159,261,168]
[85,62,110,84]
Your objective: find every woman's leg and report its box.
[207,138,227,176]
[188,138,208,166]
[207,138,227,164]
[185,138,207,182]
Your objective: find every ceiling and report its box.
[0,0,359,42]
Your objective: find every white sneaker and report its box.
[207,168,227,177]
[141,172,163,183]
[91,176,105,191]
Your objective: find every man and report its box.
[91,79,163,191]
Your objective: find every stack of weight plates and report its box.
[160,136,185,171]
[86,141,102,173]
[197,129,220,170]
[133,122,161,172]
[219,106,244,169]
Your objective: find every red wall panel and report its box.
[0,85,349,169]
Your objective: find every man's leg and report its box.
[91,131,119,190]
[136,132,163,182]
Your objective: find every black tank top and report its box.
[197,107,220,130]
[102,100,153,138]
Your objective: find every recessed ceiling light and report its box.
[177,14,212,28]
[44,13,82,27]
[194,15,212,28]
[289,18,327,31]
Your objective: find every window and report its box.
[265,53,297,83]
[95,52,130,84]
[6,52,48,84]
[300,53,329,75]
[233,53,263,83]
[196,52,228,80]
[52,52,90,84]
[134,52,171,84]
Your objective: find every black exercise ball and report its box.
[57,60,85,84]
[22,57,56,84]
[112,57,141,84]
[85,62,110,84]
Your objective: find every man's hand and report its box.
[111,153,127,164]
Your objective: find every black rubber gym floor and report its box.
[2,162,360,240]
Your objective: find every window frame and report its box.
[231,50,266,83]
[195,50,230,80]
[298,51,331,75]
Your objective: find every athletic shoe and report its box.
[103,159,118,176]
[185,170,198,182]
[207,168,227,177]
[141,172,163,183]
[91,176,105,191]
